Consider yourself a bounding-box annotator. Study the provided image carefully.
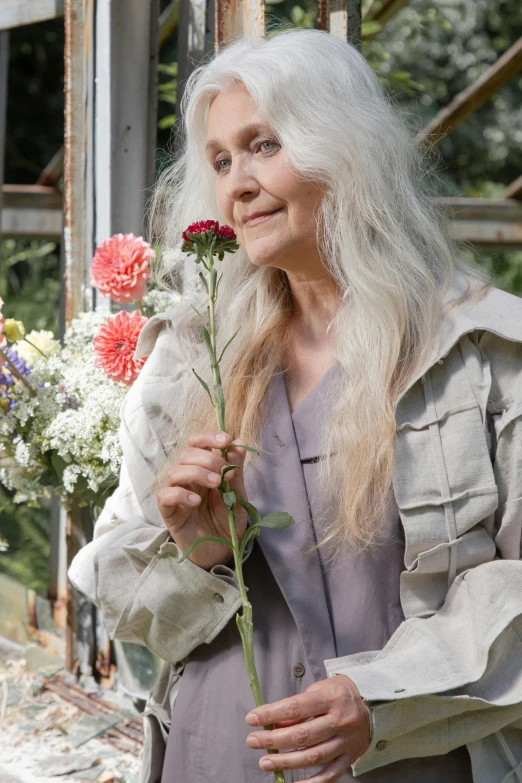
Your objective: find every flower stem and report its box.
[205,250,285,783]
[0,349,36,396]
[22,337,47,358]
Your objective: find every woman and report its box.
[69,27,522,783]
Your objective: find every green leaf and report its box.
[200,324,216,362]
[221,464,241,478]
[361,20,382,36]
[192,369,214,406]
[234,490,262,526]
[218,464,240,491]
[198,272,208,293]
[259,512,295,529]
[191,304,205,321]
[177,535,233,564]
[224,443,259,455]
[239,524,261,560]
[158,115,176,129]
[218,327,240,363]
[223,491,236,509]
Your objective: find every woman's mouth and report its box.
[244,209,283,227]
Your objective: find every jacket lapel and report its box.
[243,369,338,680]
[399,269,522,402]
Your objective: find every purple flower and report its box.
[0,373,14,387]
[4,347,32,376]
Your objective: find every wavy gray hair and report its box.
[148,26,492,557]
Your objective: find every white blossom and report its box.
[0,294,180,510]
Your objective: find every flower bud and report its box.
[4,319,25,342]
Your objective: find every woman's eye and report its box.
[213,140,279,173]
[258,140,278,152]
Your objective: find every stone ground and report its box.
[0,638,143,783]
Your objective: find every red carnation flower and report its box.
[90,233,154,304]
[181,221,238,262]
[181,220,236,243]
[93,310,148,385]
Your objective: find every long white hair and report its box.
[148,26,492,558]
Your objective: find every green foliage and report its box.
[365,0,522,193]
[158,61,178,130]
[464,248,522,297]
[0,487,51,596]
[0,239,60,333]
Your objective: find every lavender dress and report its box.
[161,364,472,782]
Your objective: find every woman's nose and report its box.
[223,158,260,202]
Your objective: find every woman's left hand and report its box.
[245,674,371,781]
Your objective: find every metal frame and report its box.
[0,29,8,242]
[418,37,522,148]
[0,0,64,30]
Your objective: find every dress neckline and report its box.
[283,361,339,419]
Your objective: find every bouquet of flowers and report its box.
[0,234,181,516]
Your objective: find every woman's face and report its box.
[206,82,326,277]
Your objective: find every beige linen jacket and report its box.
[69,269,522,782]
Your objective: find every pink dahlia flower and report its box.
[93,310,148,385]
[90,233,154,304]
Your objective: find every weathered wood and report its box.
[0,30,8,243]
[363,0,407,25]
[94,0,159,258]
[347,0,362,48]
[215,0,265,49]
[317,0,361,48]
[418,37,522,146]
[63,0,96,679]
[64,0,95,323]
[2,183,62,207]
[1,206,62,237]
[48,494,68,637]
[174,0,213,161]
[37,147,64,186]
[506,173,522,201]
[0,0,64,30]
[439,196,522,250]
[1,183,62,238]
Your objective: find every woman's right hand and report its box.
[156,429,249,571]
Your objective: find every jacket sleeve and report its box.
[68,315,250,665]
[67,454,251,665]
[323,332,522,776]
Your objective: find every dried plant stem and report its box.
[0,349,35,395]
[205,249,286,783]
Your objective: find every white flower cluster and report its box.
[0,296,179,512]
[142,287,182,314]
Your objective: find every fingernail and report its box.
[216,433,228,442]
[188,493,200,504]
[246,736,259,748]
[260,760,274,771]
[246,713,259,725]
